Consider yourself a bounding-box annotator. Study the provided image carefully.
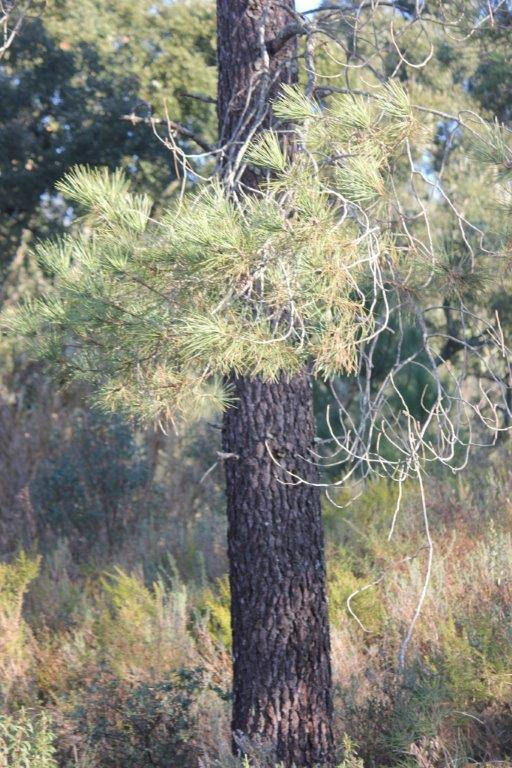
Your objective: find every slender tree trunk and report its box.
[217,2,334,764]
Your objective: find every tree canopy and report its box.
[0,0,216,269]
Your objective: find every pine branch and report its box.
[9,80,509,429]
[121,114,213,153]
[266,21,307,56]
[178,90,216,105]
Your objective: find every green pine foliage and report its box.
[3,82,431,423]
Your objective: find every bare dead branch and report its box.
[121,113,213,153]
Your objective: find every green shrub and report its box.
[432,608,512,709]
[30,411,150,555]
[328,552,387,635]
[71,668,207,768]
[97,566,190,676]
[198,575,232,648]
[0,710,56,768]
[0,553,40,704]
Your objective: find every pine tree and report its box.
[4,3,512,766]
[217,2,333,764]
[3,79,423,764]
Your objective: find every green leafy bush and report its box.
[96,567,190,676]
[70,668,207,768]
[30,411,150,554]
[328,553,387,635]
[0,710,56,768]
[0,553,40,705]
[197,575,232,649]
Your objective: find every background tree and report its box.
[0,0,216,270]
[0,0,43,60]
[0,0,219,572]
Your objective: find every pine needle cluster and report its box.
[0,83,451,423]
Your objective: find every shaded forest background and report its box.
[1,1,512,766]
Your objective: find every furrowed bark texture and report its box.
[222,373,334,766]
[217,1,334,765]
[217,0,297,178]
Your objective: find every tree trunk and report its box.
[222,373,334,766]
[217,5,334,763]
[217,0,297,174]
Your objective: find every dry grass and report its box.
[1,373,512,766]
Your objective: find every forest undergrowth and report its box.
[1,401,512,768]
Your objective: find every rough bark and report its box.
[216,0,296,134]
[217,2,334,765]
[217,0,297,181]
[222,373,334,766]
